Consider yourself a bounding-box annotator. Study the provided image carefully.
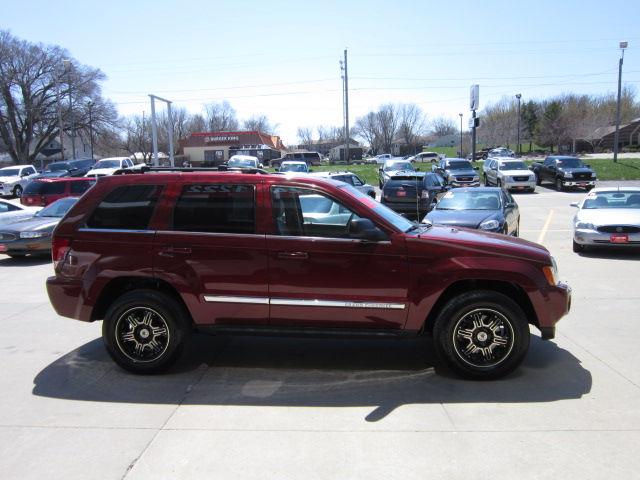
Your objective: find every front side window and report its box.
[172,184,255,234]
[271,186,360,238]
[86,184,162,230]
[351,175,364,186]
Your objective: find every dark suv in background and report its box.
[45,159,96,177]
[47,167,570,380]
[381,172,449,218]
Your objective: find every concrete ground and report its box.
[1,184,639,479]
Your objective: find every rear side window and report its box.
[24,182,65,195]
[70,180,94,194]
[86,185,162,230]
[172,184,256,234]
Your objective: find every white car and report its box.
[410,152,441,163]
[483,157,536,192]
[226,155,262,169]
[85,157,134,177]
[278,161,310,173]
[0,199,40,226]
[372,154,393,164]
[0,165,38,197]
[308,171,376,198]
[571,187,640,252]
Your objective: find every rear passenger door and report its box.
[153,180,269,326]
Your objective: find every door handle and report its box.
[277,251,309,260]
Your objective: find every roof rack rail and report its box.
[112,165,271,175]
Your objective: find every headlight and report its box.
[20,231,49,239]
[575,221,595,230]
[529,175,536,181]
[479,219,500,230]
[563,171,573,178]
[591,172,597,178]
[473,176,479,181]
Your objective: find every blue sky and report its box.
[3,0,639,144]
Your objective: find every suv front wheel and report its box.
[433,290,530,380]
[102,289,190,374]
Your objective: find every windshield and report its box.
[280,163,308,172]
[46,162,71,172]
[556,158,584,168]
[94,160,122,169]
[35,197,78,217]
[436,190,502,210]
[0,168,20,176]
[447,161,473,170]
[499,161,528,170]
[339,184,414,232]
[228,158,257,168]
[582,191,640,209]
[384,161,414,172]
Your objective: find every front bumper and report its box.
[449,180,480,188]
[537,281,571,339]
[0,237,52,255]
[574,229,640,246]
[562,179,596,188]
[504,179,536,191]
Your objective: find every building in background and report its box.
[179,131,285,166]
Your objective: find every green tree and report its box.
[521,101,539,152]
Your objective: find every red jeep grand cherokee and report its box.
[21,177,95,206]
[46,168,571,379]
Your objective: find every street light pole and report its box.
[613,41,628,163]
[515,94,522,156]
[63,59,76,159]
[458,113,463,157]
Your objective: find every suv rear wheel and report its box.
[13,185,23,197]
[433,290,530,380]
[102,289,190,374]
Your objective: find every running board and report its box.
[196,325,418,339]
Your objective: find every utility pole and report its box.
[340,49,350,164]
[515,94,522,156]
[63,59,76,159]
[613,41,628,163]
[458,113,463,157]
[470,85,479,161]
[149,94,175,167]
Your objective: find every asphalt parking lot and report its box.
[1,184,640,479]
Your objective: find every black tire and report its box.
[535,174,541,186]
[572,239,584,253]
[13,185,23,198]
[513,220,520,237]
[102,289,190,374]
[497,178,502,188]
[555,177,564,191]
[7,253,26,258]
[483,174,489,186]
[433,290,530,380]
[368,191,376,200]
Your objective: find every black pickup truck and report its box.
[530,156,596,191]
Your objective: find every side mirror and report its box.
[506,202,516,209]
[570,202,579,208]
[348,218,387,242]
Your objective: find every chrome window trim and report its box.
[157,230,264,238]
[78,228,155,234]
[265,234,391,244]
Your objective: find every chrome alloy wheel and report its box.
[114,307,170,363]
[452,308,515,368]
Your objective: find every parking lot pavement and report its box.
[1,186,640,479]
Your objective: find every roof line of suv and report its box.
[112,165,271,176]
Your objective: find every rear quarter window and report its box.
[86,184,163,230]
[70,180,94,194]
[24,182,65,195]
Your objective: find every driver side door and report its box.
[266,186,409,329]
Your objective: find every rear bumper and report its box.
[381,199,430,216]
[46,276,92,321]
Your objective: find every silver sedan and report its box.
[571,187,640,252]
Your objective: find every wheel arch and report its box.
[91,276,192,324]
[421,279,538,334]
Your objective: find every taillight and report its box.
[52,237,71,269]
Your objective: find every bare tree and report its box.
[297,127,313,149]
[377,104,399,153]
[203,101,239,131]
[430,116,457,138]
[398,103,427,154]
[0,30,117,164]
[353,112,380,152]
[186,113,206,133]
[243,114,276,134]
[121,115,152,161]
